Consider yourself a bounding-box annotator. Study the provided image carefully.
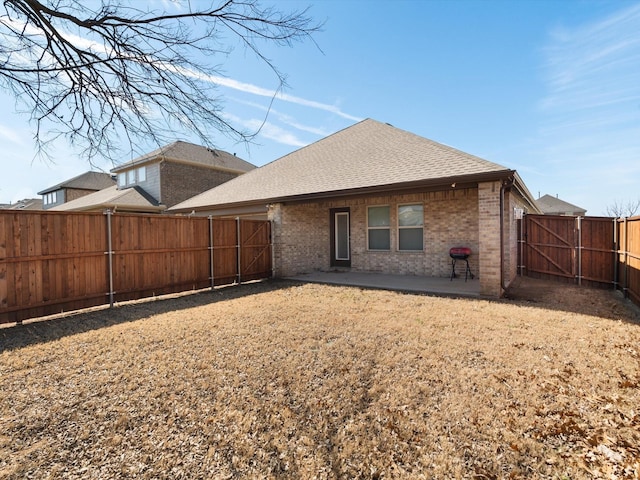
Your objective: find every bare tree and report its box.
[0,0,321,162]
[606,198,640,218]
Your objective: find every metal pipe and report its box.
[577,216,582,286]
[208,215,214,290]
[613,217,618,291]
[270,220,276,279]
[105,209,114,308]
[236,217,241,284]
[624,217,629,298]
[500,178,514,292]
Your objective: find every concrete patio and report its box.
[287,270,480,298]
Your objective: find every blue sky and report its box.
[1,0,639,215]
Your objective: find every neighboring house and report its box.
[171,119,540,297]
[38,171,116,210]
[54,141,255,213]
[536,194,587,216]
[0,198,43,210]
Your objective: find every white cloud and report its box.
[0,124,24,144]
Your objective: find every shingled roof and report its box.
[52,185,164,213]
[536,194,587,216]
[111,141,255,174]
[171,119,514,213]
[38,171,115,195]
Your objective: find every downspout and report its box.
[500,177,515,293]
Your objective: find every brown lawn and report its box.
[1,278,639,479]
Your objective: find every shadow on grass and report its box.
[502,276,640,325]
[0,279,294,353]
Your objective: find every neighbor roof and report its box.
[111,140,255,174]
[0,198,43,210]
[38,171,115,195]
[171,119,514,212]
[51,185,164,213]
[536,194,587,215]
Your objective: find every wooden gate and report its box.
[521,215,616,288]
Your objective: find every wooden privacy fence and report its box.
[616,216,640,306]
[0,210,272,325]
[520,214,640,307]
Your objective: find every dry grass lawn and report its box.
[1,278,639,479]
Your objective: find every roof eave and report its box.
[172,170,516,214]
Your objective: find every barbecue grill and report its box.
[449,247,474,281]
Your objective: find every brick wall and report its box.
[478,181,502,297]
[269,188,480,278]
[66,188,95,202]
[160,162,240,208]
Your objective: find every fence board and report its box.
[0,211,271,325]
[524,215,576,281]
[522,214,640,308]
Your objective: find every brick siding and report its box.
[269,188,481,280]
[160,162,241,208]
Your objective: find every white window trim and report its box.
[367,205,391,251]
[397,203,424,252]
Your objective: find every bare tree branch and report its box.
[0,0,322,163]
[605,198,640,218]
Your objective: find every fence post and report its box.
[623,217,629,298]
[236,217,241,284]
[613,218,618,291]
[208,215,215,290]
[104,209,115,308]
[577,216,582,286]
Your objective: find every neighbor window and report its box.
[43,191,58,205]
[127,169,136,185]
[367,206,390,250]
[118,173,126,187]
[137,166,146,182]
[398,204,424,251]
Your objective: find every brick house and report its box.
[54,141,255,213]
[171,120,539,297]
[38,171,116,210]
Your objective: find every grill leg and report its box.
[464,259,474,281]
[450,258,456,281]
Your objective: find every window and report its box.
[398,204,424,251]
[127,169,136,185]
[137,166,146,182]
[44,191,58,205]
[367,206,390,250]
[118,173,126,187]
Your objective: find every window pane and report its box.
[118,174,126,187]
[399,204,423,226]
[127,170,136,185]
[336,213,349,260]
[368,229,390,250]
[368,206,390,227]
[138,166,146,182]
[399,228,423,251]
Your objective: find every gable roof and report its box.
[51,185,164,213]
[0,198,43,210]
[536,194,587,215]
[38,171,115,195]
[111,140,255,174]
[171,119,515,213]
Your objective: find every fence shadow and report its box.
[0,279,291,353]
[504,276,640,325]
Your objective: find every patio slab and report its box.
[286,271,480,298]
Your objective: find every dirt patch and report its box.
[1,279,639,479]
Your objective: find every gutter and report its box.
[170,170,515,214]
